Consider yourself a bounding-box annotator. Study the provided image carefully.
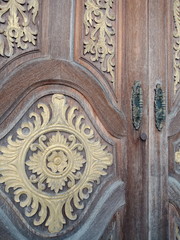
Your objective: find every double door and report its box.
[0,0,179,239]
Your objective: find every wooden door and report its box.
[0,1,179,240]
[167,0,180,239]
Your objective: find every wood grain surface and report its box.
[0,0,179,239]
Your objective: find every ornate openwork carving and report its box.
[83,0,116,85]
[173,0,180,94]
[0,0,39,57]
[154,84,166,131]
[0,94,113,233]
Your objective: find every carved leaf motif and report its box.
[0,0,39,57]
[23,26,37,44]
[84,0,116,85]
[0,94,113,233]
[28,0,39,23]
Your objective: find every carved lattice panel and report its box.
[0,92,116,237]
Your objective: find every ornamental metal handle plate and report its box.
[131,81,143,130]
[154,84,166,131]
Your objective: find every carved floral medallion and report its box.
[0,94,113,233]
[0,0,39,57]
[83,0,116,85]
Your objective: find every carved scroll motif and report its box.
[83,0,116,85]
[0,94,113,233]
[173,0,180,94]
[0,0,39,57]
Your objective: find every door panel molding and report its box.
[0,60,126,138]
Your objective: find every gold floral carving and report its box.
[173,0,180,93]
[0,0,39,57]
[0,94,113,233]
[83,0,115,84]
[175,150,180,163]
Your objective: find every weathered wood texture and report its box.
[0,0,178,239]
[122,0,149,239]
[0,0,126,239]
[148,0,169,239]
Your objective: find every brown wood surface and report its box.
[0,0,179,239]
[122,0,149,239]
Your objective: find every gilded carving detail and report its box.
[175,150,180,163]
[176,224,180,240]
[0,94,113,233]
[0,0,39,57]
[83,0,115,84]
[173,0,180,93]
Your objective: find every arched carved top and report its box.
[0,60,126,138]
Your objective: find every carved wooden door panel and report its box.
[0,1,126,239]
[0,0,179,240]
